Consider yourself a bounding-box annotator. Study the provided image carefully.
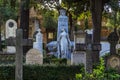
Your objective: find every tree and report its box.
[62,0,90,40]
[90,0,110,64]
[20,0,30,39]
[105,0,120,29]
[19,0,30,54]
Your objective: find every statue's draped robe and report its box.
[57,31,71,58]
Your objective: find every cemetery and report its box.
[0,0,120,80]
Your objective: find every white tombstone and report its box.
[33,29,43,53]
[5,19,17,53]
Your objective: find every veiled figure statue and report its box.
[57,28,71,59]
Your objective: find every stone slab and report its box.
[26,48,43,65]
[71,51,86,66]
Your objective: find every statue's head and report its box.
[61,28,66,32]
[60,9,66,16]
[37,28,41,32]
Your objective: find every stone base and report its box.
[71,51,86,66]
[7,46,16,53]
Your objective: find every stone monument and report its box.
[5,19,17,53]
[106,55,120,72]
[71,30,87,65]
[33,29,43,53]
[57,9,71,59]
[106,28,120,72]
[107,28,119,54]
[26,48,43,65]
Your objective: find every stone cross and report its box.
[6,29,32,80]
[15,29,23,80]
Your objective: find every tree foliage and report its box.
[105,0,120,28]
[0,0,18,22]
[42,11,57,28]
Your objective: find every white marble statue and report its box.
[57,28,71,58]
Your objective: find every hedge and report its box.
[0,64,83,80]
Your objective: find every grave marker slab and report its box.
[26,48,43,65]
[106,55,120,72]
[5,19,17,53]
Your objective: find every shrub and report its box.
[0,64,83,80]
[76,58,120,80]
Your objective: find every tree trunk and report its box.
[20,0,30,54]
[0,24,2,51]
[69,13,74,41]
[90,0,103,64]
[20,0,30,39]
[10,0,16,9]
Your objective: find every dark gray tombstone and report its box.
[107,28,119,54]
[72,30,93,73]
[86,34,93,73]
[71,30,87,66]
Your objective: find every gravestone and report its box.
[106,55,120,72]
[106,28,120,72]
[5,19,17,53]
[33,29,43,53]
[71,51,86,65]
[26,48,43,65]
[71,31,87,66]
[71,30,93,73]
[107,28,119,54]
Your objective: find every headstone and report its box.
[71,51,86,65]
[26,48,43,65]
[33,29,43,53]
[5,19,17,53]
[107,28,119,54]
[71,31,87,66]
[106,55,120,72]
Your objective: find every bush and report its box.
[0,64,83,80]
[76,58,120,80]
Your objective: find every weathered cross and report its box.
[6,29,32,80]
